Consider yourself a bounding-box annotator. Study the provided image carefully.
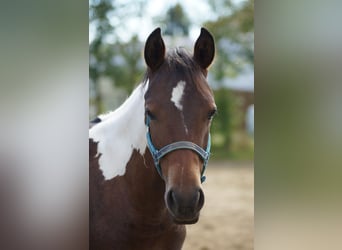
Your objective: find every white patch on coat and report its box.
[89,82,148,180]
[171,80,188,134]
[183,120,189,135]
[171,80,186,111]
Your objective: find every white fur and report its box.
[183,122,189,135]
[171,80,188,134]
[171,80,186,111]
[89,82,148,180]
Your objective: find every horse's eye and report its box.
[208,109,217,120]
[145,109,156,120]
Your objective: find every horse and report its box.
[89,27,216,250]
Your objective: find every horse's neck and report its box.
[89,84,147,181]
[123,150,168,217]
[90,82,168,218]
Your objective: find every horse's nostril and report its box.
[167,190,176,209]
[166,188,204,213]
[197,189,205,209]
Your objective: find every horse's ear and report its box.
[144,28,165,71]
[194,27,215,70]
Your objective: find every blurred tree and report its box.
[89,0,114,112]
[107,35,144,93]
[89,0,146,114]
[211,89,234,151]
[163,3,190,36]
[206,0,254,81]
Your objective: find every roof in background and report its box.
[209,66,254,92]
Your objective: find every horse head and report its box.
[143,28,216,224]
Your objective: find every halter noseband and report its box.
[145,115,211,183]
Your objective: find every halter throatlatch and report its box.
[145,115,211,183]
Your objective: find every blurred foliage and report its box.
[89,0,113,112]
[89,0,146,113]
[212,89,234,150]
[89,0,254,160]
[163,3,190,36]
[205,0,254,81]
[211,88,254,160]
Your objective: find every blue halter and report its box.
[145,115,211,183]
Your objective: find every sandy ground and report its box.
[182,161,254,250]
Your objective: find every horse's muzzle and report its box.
[165,188,204,224]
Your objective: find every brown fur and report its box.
[90,139,185,250]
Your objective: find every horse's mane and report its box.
[167,48,199,71]
[142,47,202,88]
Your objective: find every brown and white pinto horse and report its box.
[89,27,216,250]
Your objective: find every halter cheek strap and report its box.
[145,115,211,183]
